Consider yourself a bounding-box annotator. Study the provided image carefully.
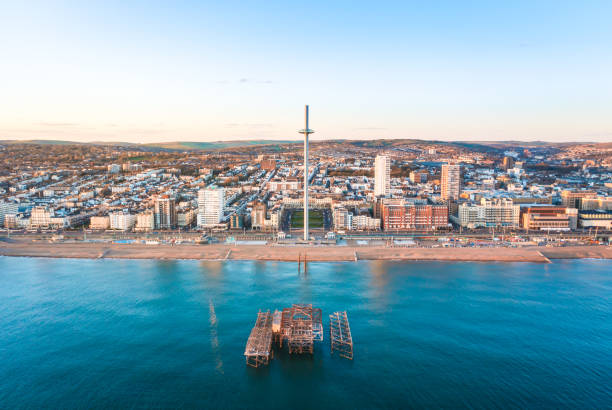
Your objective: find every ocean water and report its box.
[0,257,611,408]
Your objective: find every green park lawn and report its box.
[291,210,324,229]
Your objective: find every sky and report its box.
[1,0,611,143]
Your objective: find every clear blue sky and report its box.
[1,1,611,142]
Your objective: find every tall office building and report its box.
[154,195,177,229]
[441,164,461,201]
[374,155,390,197]
[197,188,225,226]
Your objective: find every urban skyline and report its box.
[2,3,611,408]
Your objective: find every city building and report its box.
[260,159,277,171]
[136,211,155,231]
[521,206,578,231]
[502,156,515,170]
[268,178,300,192]
[154,195,177,229]
[3,213,29,229]
[89,216,110,230]
[197,188,225,227]
[374,155,390,197]
[333,207,351,231]
[441,164,461,201]
[30,207,67,229]
[107,164,121,174]
[561,190,597,208]
[381,200,448,230]
[409,171,428,184]
[457,198,520,228]
[177,209,196,227]
[0,201,19,227]
[578,210,612,229]
[352,214,381,230]
[578,196,612,211]
[109,212,136,231]
[251,201,267,230]
[230,213,245,229]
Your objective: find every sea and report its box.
[0,256,610,409]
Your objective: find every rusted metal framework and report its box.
[246,304,342,367]
[276,304,323,353]
[329,311,353,360]
[244,310,274,367]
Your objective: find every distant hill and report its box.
[1,138,608,152]
[0,139,88,145]
[0,139,300,151]
[144,140,299,151]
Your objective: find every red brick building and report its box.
[381,201,448,230]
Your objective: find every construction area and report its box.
[244,304,353,367]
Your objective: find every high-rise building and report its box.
[154,195,177,229]
[374,155,390,197]
[197,188,225,227]
[502,156,515,170]
[441,164,461,201]
[0,202,19,227]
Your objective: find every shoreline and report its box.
[1,242,611,263]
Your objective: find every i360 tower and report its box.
[298,105,314,241]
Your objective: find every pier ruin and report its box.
[244,304,351,367]
[244,310,274,368]
[329,311,353,360]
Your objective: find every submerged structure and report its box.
[244,304,351,367]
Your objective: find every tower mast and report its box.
[299,105,314,241]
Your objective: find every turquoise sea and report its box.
[0,257,611,408]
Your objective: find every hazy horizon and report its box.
[2,1,611,143]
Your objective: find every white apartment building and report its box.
[29,207,67,229]
[457,198,520,228]
[89,216,110,230]
[441,164,461,201]
[136,211,155,231]
[352,214,381,231]
[197,188,225,227]
[0,201,19,227]
[109,212,136,231]
[374,155,390,197]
